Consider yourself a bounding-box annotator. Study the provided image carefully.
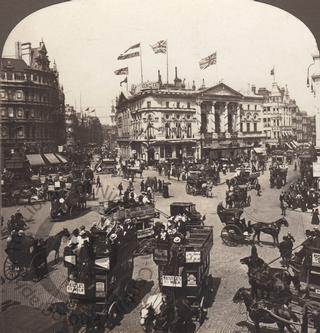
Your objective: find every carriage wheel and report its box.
[3,256,21,280]
[105,302,120,328]
[221,226,243,247]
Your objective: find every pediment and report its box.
[199,83,243,98]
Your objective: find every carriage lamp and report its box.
[59,198,65,203]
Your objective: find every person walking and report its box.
[281,201,287,216]
[278,236,291,267]
[311,208,320,225]
[96,175,101,188]
[118,182,123,196]
[256,182,261,196]
[140,179,145,193]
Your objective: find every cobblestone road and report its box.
[1,162,316,332]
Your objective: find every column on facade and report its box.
[207,102,215,133]
[222,102,229,133]
[236,104,241,133]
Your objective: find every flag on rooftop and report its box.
[84,107,89,111]
[118,43,140,60]
[270,67,275,75]
[199,52,217,69]
[114,67,128,75]
[150,40,167,54]
[90,109,95,113]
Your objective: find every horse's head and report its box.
[140,304,152,327]
[280,217,289,227]
[233,287,250,303]
[62,228,70,238]
[240,256,252,268]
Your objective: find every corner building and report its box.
[115,68,266,163]
[0,41,65,158]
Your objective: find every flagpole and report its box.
[273,66,276,83]
[139,44,144,84]
[126,76,128,93]
[166,40,169,85]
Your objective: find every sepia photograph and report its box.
[1,0,320,332]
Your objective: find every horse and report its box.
[240,253,295,300]
[233,287,299,333]
[44,228,70,263]
[140,293,167,332]
[251,217,288,246]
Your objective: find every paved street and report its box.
[1,162,316,332]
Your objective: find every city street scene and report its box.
[1,0,320,332]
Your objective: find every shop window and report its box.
[187,123,192,138]
[1,108,6,117]
[0,90,6,99]
[16,91,23,99]
[17,108,23,117]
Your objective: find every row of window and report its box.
[1,71,54,85]
[0,89,50,103]
[146,101,192,109]
[1,125,55,139]
[0,107,52,120]
[240,122,258,133]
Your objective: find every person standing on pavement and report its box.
[140,179,145,193]
[281,200,287,216]
[256,181,261,196]
[279,191,284,205]
[278,236,291,267]
[311,208,320,225]
[118,182,123,196]
[96,175,101,188]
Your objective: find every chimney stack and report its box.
[175,66,178,79]
[251,85,256,94]
[192,80,196,90]
[15,41,22,59]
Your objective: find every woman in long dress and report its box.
[311,208,320,225]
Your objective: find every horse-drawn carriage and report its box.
[233,168,260,190]
[63,221,138,332]
[141,225,214,332]
[3,228,70,281]
[50,182,87,220]
[270,165,288,188]
[226,184,251,208]
[234,243,320,333]
[217,202,289,247]
[185,171,213,197]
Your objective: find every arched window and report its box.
[1,126,8,137]
[176,123,181,138]
[16,126,24,137]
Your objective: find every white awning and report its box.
[26,154,45,166]
[44,153,61,165]
[285,142,292,149]
[55,153,68,163]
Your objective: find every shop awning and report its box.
[285,142,292,149]
[44,153,61,165]
[253,147,266,154]
[55,153,68,164]
[26,154,45,166]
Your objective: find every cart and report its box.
[185,171,213,197]
[226,185,251,208]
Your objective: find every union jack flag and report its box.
[150,40,167,54]
[199,52,217,69]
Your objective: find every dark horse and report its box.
[233,287,299,333]
[240,246,296,300]
[251,217,288,246]
[44,228,70,263]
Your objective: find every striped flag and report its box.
[199,52,217,69]
[114,67,128,75]
[118,43,140,60]
[150,40,167,54]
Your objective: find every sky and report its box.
[2,0,319,124]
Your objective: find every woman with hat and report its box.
[311,208,320,225]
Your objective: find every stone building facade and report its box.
[0,41,65,158]
[115,68,266,162]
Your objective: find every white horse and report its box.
[140,292,166,331]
